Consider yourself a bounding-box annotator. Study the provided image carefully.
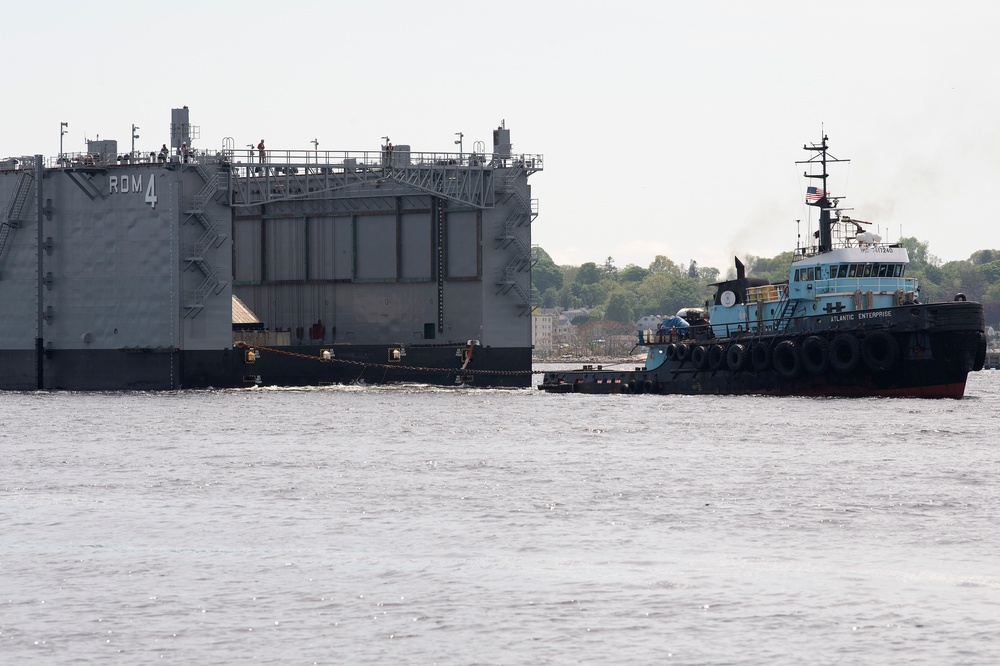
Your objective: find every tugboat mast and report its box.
[797,135,848,253]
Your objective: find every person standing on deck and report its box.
[258,140,266,163]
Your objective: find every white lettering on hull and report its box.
[831,309,893,323]
[108,174,157,208]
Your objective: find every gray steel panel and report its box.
[306,216,354,280]
[441,281,485,340]
[233,218,261,281]
[355,215,396,280]
[400,213,432,280]
[266,217,305,281]
[334,283,388,340]
[307,216,335,280]
[333,217,353,279]
[43,170,177,350]
[446,211,479,278]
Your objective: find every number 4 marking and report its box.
[145,174,158,208]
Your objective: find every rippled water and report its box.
[2,370,999,664]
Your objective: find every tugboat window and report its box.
[793,269,800,281]
[838,264,848,278]
[849,264,858,277]
[863,264,873,277]
[878,264,889,277]
[807,267,815,280]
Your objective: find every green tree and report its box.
[575,262,603,285]
[619,265,650,283]
[558,284,583,310]
[698,266,721,283]
[604,290,635,323]
[970,249,997,265]
[531,250,564,295]
[899,236,940,268]
[744,251,795,283]
[580,282,609,308]
[633,273,708,317]
[941,261,987,302]
[648,255,681,276]
[977,260,1000,284]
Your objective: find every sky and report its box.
[4,1,999,273]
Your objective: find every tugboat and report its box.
[539,136,988,398]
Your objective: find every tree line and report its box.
[531,239,1000,327]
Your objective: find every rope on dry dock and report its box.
[232,341,545,376]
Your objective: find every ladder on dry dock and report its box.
[0,172,35,262]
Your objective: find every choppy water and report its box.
[2,369,999,665]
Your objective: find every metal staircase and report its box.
[494,164,536,313]
[774,293,796,331]
[497,255,532,306]
[0,172,35,262]
[182,166,228,317]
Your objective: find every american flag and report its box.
[805,186,824,202]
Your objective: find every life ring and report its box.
[861,331,899,371]
[751,341,771,371]
[954,293,967,302]
[726,343,748,372]
[800,335,830,375]
[664,344,677,361]
[691,345,709,369]
[708,344,726,371]
[675,343,690,362]
[772,339,801,378]
[828,333,860,373]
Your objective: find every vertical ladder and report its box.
[435,197,446,333]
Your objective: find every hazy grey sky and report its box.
[4,1,997,272]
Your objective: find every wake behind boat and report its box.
[539,136,987,398]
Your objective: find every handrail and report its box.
[10,149,544,172]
